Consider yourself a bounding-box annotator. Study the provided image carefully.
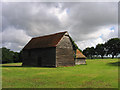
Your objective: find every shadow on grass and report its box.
[2,65,56,68]
[107,62,120,66]
[2,66,22,67]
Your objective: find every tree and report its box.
[105,38,120,59]
[83,47,95,59]
[89,47,95,59]
[13,52,20,63]
[95,44,106,59]
[2,47,14,63]
[83,48,89,58]
[1,47,21,64]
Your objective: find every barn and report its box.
[22,31,75,67]
[21,31,86,67]
[75,49,86,65]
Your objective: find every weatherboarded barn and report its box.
[22,31,75,67]
[75,49,86,65]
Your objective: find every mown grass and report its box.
[1,59,119,88]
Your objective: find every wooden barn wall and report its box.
[56,34,75,67]
[75,58,86,65]
[22,47,56,67]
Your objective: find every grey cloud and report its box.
[2,42,23,52]
[2,2,118,51]
[2,27,31,51]
[61,2,118,41]
[2,2,62,37]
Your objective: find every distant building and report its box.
[21,31,86,67]
[75,49,86,65]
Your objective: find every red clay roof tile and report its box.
[23,31,67,49]
[76,49,86,58]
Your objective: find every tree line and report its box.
[1,37,120,64]
[0,47,22,64]
[83,38,120,59]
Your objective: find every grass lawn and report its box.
[1,59,119,88]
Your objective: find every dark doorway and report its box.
[38,57,42,66]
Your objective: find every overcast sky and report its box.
[1,2,118,52]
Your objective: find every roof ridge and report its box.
[33,31,67,39]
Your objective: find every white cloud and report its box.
[2,27,31,51]
[75,25,118,50]
[76,37,104,50]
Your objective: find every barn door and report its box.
[38,57,42,66]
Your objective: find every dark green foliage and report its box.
[105,38,120,58]
[2,47,14,63]
[69,36,82,58]
[1,47,21,64]
[95,44,106,59]
[70,37,82,53]
[13,52,22,63]
[83,47,95,59]
[83,38,120,59]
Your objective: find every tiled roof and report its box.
[23,31,67,50]
[76,49,86,58]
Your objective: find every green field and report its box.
[1,59,119,88]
